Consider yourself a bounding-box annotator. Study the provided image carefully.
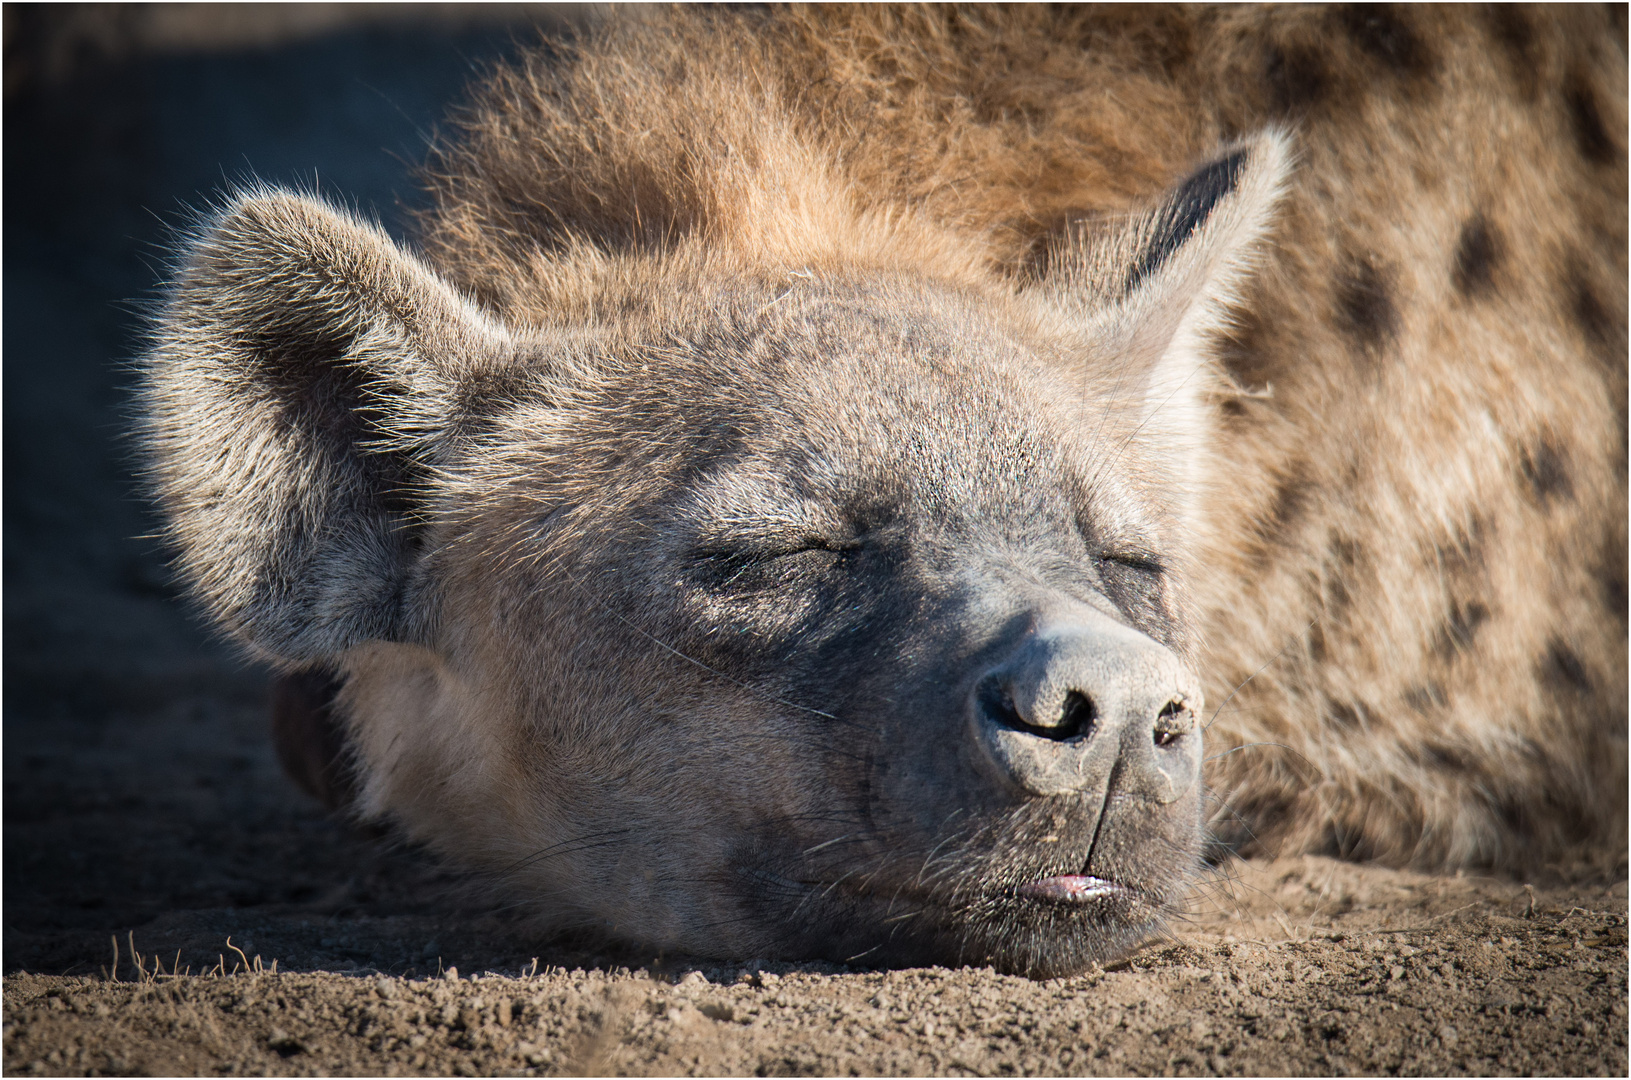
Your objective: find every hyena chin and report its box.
[139,7,1626,976]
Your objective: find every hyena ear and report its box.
[139,190,516,666]
[1042,130,1292,522]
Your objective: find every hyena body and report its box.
[141,7,1626,976]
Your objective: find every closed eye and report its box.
[1097,548,1166,626]
[686,535,861,588]
[702,535,860,561]
[1099,549,1164,575]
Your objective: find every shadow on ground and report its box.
[3,2,592,983]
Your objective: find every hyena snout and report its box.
[970,614,1203,803]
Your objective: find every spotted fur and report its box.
[140,5,1626,972]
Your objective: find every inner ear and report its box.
[1050,130,1292,365]
[142,189,518,665]
[1122,148,1251,297]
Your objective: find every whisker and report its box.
[801,833,865,858]
[495,831,637,879]
[1205,615,1321,731]
[1204,740,1302,763]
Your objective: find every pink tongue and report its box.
[1018,875,1120,901]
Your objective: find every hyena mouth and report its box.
[1015,873,1124,903]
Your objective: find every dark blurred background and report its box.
[3,3,597,977]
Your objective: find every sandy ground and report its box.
[4,838,1627,1076]
[4,7,1627,1076]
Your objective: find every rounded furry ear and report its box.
[139,189,515,665]
[1039,130,1293,526]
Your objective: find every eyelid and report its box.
[749,534,861,559]
[692,531,859,560]
[1100,549,1164,574]
[802,534,862,552]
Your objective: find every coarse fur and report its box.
[139,5,1627,975]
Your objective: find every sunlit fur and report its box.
[140,6,1625,974]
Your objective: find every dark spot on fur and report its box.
[1328,534,1362,570]
[1334,257,1400,367]
[1307,623,1328,662]
[1434,516,1489,581]
[1563,71,1618,165]
[1496,796,1528,836]
[1518,438,1575,504]
[1540,639,1594,696]
[1609,576,1630,622]
[1433,599,1491,659]
[1338,4,1436,81]
[1324,573,1351,616]
[1319,819,1383,861]
[1599,538,1629,626]
[1404,683,1446,714]
[1124,150,1248,295]
[1452,215,1501,298]
[1076,6,1197,78]
[1481,749,1601,856]
[1261,461,1315,549]
[1137,13,1196,77]
[1327,701,1365,730]
[1264,43,1329,112]
[1424,742,1471,772]
[1321,534,1361,614]
[1485,5,1540,101]
[1565,260,1619,356]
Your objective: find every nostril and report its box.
[1056,690,1097,740]
[978,679,1096,742]
[978,679,1025,731]
[1153,698,1188,747]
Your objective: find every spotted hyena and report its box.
[138,6,1625,976]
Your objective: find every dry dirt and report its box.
[4,848,1626,1077]
[4,6,1627,1077]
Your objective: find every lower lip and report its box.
[1017,875,1123,902]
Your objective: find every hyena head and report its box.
[141,133,1289,978]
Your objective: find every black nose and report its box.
[969,610,1202,802]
